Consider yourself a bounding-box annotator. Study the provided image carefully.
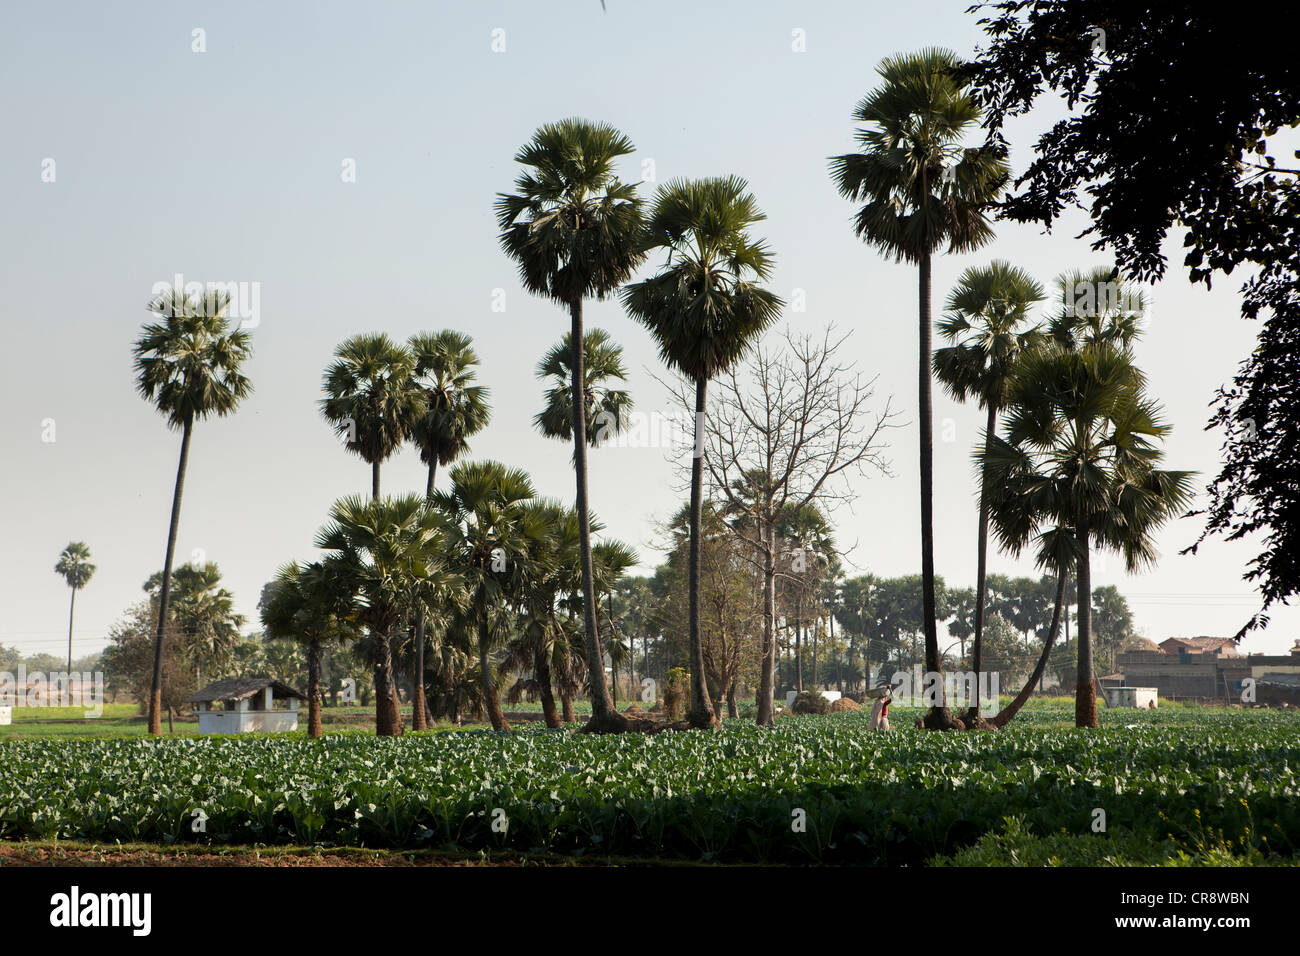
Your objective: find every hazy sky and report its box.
[3,0,1294,663]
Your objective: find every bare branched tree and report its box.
[661,325,898,726]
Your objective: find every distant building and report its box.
[1158,636,1239,658]
[1117,638,1300,701]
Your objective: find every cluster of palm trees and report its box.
[128,52,1192,736]
[830,48,1191,729]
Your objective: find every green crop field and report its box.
[2,703,1298,865]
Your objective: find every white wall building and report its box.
[188,678,306,734]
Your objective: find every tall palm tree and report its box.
[534,329,634,446]
[54,542,95,674]
[979,344,1194,727]
[830,48,1008,729]
[260,560,359,738]
[407,330,491,729]
[133,288,253,734]
[932,261,1045,718]
[623,176,784,729]
[496,118,646,733]
[316,494,457,735]
[432,461,540,732]
[320,334,424,501]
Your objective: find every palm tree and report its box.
[534,329,634,447]
[407,330,491,729]
[623,176,784,729]
[505,499,571,728]
[830,48,1008,729]
[320,334,424,501]
[979,344,1194,727]
[932,261,1045,718]
[432,461,540,732]
[145,562,245,684]
[316,494,457,735]
[1049,266,1145,353]
[496,118,646,733]
[133,288,253,734]
[408,331,492,497]
[54,542,95,673]
[593,537,638,704]
[260,560,359,737]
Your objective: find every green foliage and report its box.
[3,709,1298,864]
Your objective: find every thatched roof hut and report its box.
[189,678,305,734]
[188,678,305,705]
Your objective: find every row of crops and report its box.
[4,710,1298,863]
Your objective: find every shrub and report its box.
[792,691,829,715]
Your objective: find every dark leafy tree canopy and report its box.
[963,2,1300,286]
[260,560,360,648]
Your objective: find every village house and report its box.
[1116,638,1300,702]
[188,677,306,734]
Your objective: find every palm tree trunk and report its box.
[411,615,428,731]
[1075,515,1098,728]
[411,459,437,732]
[968,402,998,720]
[569,299,621,732]
[478,609,509,731]
[991,570,1065,728]
[66,587,76,675]
[687,376,718,729]
[756,520,778,726]
[307,639,323,738]
[373,631,401,736]
[918,251,956,729]
[537,648,561,728]
[372,460,381,500]
[149,417,192,735]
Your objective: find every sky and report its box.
[2,0,1294,662]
